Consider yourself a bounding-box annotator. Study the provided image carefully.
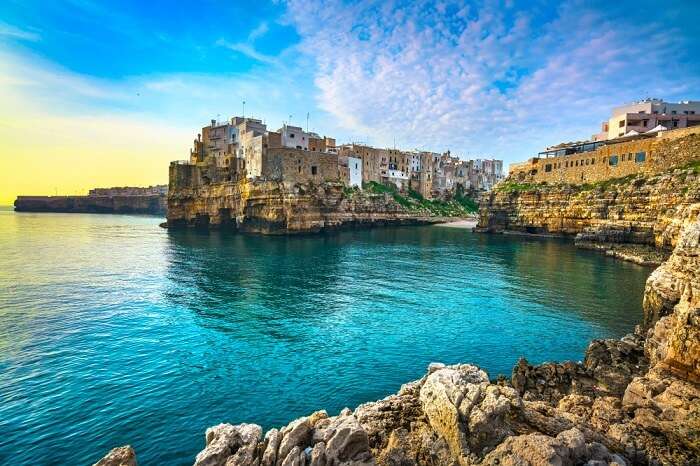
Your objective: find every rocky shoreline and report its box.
[96,206,699,465]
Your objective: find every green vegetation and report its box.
[678,159,700,174]
[361,181,477,216]
[580,174,639,192]
[342,186,360,197]
[494,181,544,193]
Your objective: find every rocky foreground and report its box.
[96,208,699,465]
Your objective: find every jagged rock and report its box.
[320,414,373,464]
[93,446,137,466]
[511,334,648,405]
[261,429,281,466]
[511,358,593,403]
[583,334,648,397]
[481,428,627,466]
[280,446,304,466]
[419,364,522,460]
[194,423,262,466]
[277,417,314,464]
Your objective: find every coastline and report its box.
[433,218,478,229]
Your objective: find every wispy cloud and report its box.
[0,21,41,42]
[216,20,278,65]
[216,38,278,65]
[282,0,700,159]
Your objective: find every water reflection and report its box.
[164,227,649,339]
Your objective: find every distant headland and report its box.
[14,185,167,216]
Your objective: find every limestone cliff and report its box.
[96,212,700,466]
[477,165,700,266]
[14,194,166,216]
[166,178,474,234]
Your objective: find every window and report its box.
[311,166,318,175]
[609,155,618,166]
[591,158,595,165]
[672,110,677,115]
[290,133,295,138]
[635,152,646,163]
[545,164,552,172]
[619,120,625,128]
[621,154,625,161]
[673,120,679,128]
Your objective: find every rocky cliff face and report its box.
[14,195,167,216]
[477,167,700,265]
[167,179,465,234]
[96,210,700,466]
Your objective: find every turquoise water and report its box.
[0,209,650,465]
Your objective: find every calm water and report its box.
[0,209,650,465]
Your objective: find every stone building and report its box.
[510,126,700,185]
[181,114,500,198]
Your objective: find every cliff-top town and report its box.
[182,116,504,198]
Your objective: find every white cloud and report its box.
[282,0,700,161]
[216,38,278,65]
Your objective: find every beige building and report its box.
[596,98,700,140]
[510,125,700,185]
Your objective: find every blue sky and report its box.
[1,0,699,168]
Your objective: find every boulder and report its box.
[93,446,137,466]
[194,423,262,466]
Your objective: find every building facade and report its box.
[596,99,700,140]
[182,115,502,197]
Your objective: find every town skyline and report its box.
[1,0,699,205]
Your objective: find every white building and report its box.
[348,156,362,188]
[278,124,310,150]
[599,99,700,140]
[385,169,409,190]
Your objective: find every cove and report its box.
[0,211,650,465]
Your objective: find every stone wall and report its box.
[262,148,339,184]
[511,126,700,185]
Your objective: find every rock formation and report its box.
[477,166,700,264]
[95,209,700,465]
[14,194,167,216]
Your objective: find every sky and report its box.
[1,0,699,204]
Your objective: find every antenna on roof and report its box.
[242,100,246,119]
[306,112,309,133]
